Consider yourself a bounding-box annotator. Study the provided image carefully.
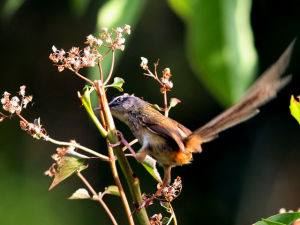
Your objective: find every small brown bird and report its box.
[109,40,295,186]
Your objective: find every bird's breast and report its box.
[142,133,193,167]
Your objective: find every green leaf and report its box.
[152,104,164,111]
[162,217,170,224]
[69,188,90,200]
[160,202,171,213]
[105,185,120,197]
[261,219,285,225]
[169,98,181,108]
[254,212,300,225]
[141,155,162,183]
[49,153,88,190]
[79,86,108,137]
[167,0,258,106]
[107,77,125,92]
[290,95,300,125]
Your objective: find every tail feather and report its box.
[185,39,295,151]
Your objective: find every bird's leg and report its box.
[136,148,148,162]
[109,130,137,157]
[134,165,172,213]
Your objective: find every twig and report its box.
[69,69,94,85]
[95,81,150,225]
[104,50,115,85]
[76,171,118,225]
[44,137,110,162]
[95,81,135,225]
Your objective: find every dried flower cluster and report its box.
[140,57,148,70]
[19,118,46,139]
[157,177,182,202]
[49,25,131,73]
[0,85,32,121]
[160,68,173,93]
[49,45,101,72]
[140,57,173,94]
[44,145,76,177]
[99,25,131,51]
[150,213,163,225]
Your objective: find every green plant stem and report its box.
[78,90,108,137]
[76,171,118,225]
[169,203,177,225]
[104,50,115,85]
[96,81,150,225]
[96,81,135,225]
[44,136,109,161]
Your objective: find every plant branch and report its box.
[76,171,118,225]
[163,92,168,117]
[44,136,110,161]
[95,80,150,225]
[95,80,135,225]
[104,50,115,85]
[69,68,94,85]
[98,60,104,82]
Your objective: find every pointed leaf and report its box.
[290,95,300,125]
[160,202,171,213]
[82,85,93,112]
[79,86,108,137]
[108,77,125,92]
[141,156,162,183]
[105,185,120,197]
[69,188,90,199]
[152,104,163,111]
[49,153,88,190]
[254,212,300,225]
[169,98,181,108]
[162,217,170,224]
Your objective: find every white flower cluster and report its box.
[1,85,32,115]
[49,24,131,72]
[50,45,101,72]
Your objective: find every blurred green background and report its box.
[0,0,299,224]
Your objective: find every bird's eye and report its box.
[116,98,121,103]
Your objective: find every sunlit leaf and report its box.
[69,188,90,199]
[160,202,171,213]
[167,0,258,106]
[49,153,88,190]
[169,98,181,108]
[141,156,162,183]
[254,212,300,225]
[108,77,125,92]
[152,104,163,111]
[79,86,108,137]
[261,219,285,225]
[162,217,170,224]
[105,185,120,197]
[289,95,300,125]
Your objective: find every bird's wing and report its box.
[185,39,295,149]
[139,112,189,151]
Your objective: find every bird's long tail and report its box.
[185,39,295,152]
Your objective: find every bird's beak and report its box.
[94,101,115,111]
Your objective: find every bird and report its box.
[108,40,295,188]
